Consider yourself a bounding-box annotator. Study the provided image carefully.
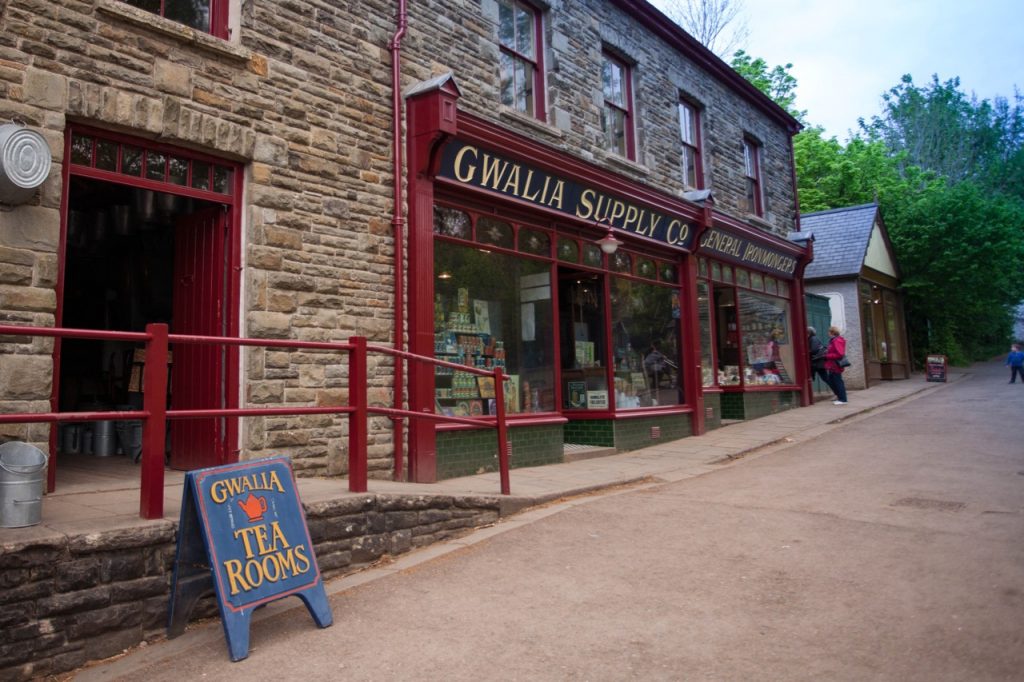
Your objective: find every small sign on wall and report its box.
[167,456,332,661]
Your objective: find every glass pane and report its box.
[164,0,211,33]
[477,216,514,248]
[499,51,515,108]
[168,156,188,185]
[121,145,143,176]
[738,291,793,385]
[660,263,677,283]
[765,277,778,295]
[557,237,579,263]
[146,151,166,181]
[124,0,161,13]
[750,272,763,290]
[698,257,708,278]
[884,290,902,362]
[682,146,697,187]
[582,244,602,268]
[722,266,733,284]
[602,58,624,106]
[710,262,721,281]
[435,241,554,415]
[433,205,471,239]
[611,251,631,274]
[515,5,534,57]
[697,281,714,387]
[191,160,211,190]
[517,60,534,113]
[96,140,118,172]
[559,272,608,410]
[778,280,789,298]
[518,228,549,255]
[736,268,750,288]
[714,287,740,385]
[498,0,515,48]
[610,277,681,407]
[213,166,232,194]
[602,106,626,156]
[636,258,656,280]
[70,133,93,166]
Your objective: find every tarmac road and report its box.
[77,359,1024,681]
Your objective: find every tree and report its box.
[656,0,749,58]
[729,50,806,124]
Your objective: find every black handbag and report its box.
[837,355,852,368]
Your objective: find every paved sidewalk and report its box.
[1,372,958,545]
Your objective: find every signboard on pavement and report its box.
[167,456,332,661]
[925,354,948,383]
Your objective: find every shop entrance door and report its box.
[557,268,609,410]
[169,207,229,470]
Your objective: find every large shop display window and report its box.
[860,282,904,363]
[433,203,684,418]
[703,258,795,388]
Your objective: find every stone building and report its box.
[0,0,805,488]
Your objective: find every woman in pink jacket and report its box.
[824,326,849,405]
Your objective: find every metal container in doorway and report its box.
[0,441,48,528]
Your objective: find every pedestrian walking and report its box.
[824,326,849,405]
[1006,344,1024,383]
[807,326,832,396]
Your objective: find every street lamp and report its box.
[597,226,622,255]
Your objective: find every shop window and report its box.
[738,291,794,386]
[518,227,550,256]
[868,284,887,362]
[697,281,715,386]
[778,280,789,297]
[611,251,632,274]
[659,263,677,283]
[750,272,763,290]
[434,205,471,239]
[121,0,231,39]
[600,52,634,160]
[678,100,702,188]
[883,290,903,362]
[736,267,750,288]
[609,277,681,408]
[710,261,722,281]
[497,0,545,119]
[557,237,579,262]
[860,282,876,360]
[740,137,763,216]
[636,257,656,280]
[698,257,708,278]
[434,242,554,416]
[721,265,733,284]
[714,287,740,385]
[582,243,603,268]
[764,277,778,295]
[477,216,514,248]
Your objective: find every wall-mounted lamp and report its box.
[437,270,452,280]
[597,226,622,255]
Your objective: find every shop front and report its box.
[695,225,810,423]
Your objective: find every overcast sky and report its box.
[652,0,1024,140]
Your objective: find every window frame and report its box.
[496,0,546,120]
[678,100,703,189]
[121,0,231,39]
[601,51,635,160]
[741,137,763,216]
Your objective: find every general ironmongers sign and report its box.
[438,139,696,251]
[698,228,798,278]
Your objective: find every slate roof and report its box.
[800,203,879,280]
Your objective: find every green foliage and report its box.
[729,50,806,124]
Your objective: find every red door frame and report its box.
[51,125,243,490]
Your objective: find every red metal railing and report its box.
[0,323,511,520]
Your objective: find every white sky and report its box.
[652,0,1024,140]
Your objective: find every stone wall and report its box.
[0,492,500,680]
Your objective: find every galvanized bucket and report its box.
[0,441,48,528]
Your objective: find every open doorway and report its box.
[57,127,239,476]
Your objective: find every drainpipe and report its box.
[389,0,408,480]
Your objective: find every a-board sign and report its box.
[167,456,332,661]
[925,354,948,383]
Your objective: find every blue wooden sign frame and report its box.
[167,456,332,661]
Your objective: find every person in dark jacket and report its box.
[807,326,832,396]
[824,326,848,405]
[1006,344,1024,383]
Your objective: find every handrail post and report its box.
[140,323,169,519]
[348,336,368,493]
[493,366,510,495]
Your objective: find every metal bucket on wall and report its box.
[0,441,49,528]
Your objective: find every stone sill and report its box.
[96,0,252,63]
[745,213,777,231]
[597,150,651,177]
[498,107,564,140]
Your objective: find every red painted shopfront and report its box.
[403,78,812,483]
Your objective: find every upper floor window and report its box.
[741,137,763,216]
[498,0,545,119]
[601,52,634,160]
[678,100,702,188]
[122,0,230,39]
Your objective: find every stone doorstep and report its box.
[562,443,617,463]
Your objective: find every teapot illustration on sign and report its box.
[237,493,269,523]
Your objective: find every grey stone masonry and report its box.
[0,493,500,681]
